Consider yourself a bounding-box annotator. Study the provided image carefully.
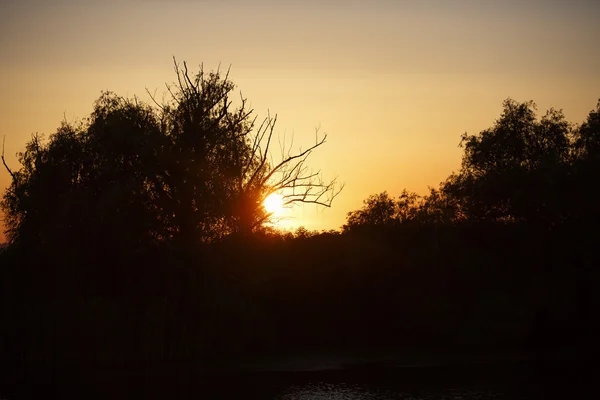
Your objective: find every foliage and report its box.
[1,60,341,251]
[343,188,461,231]
[573,99,600,160]
[1,91,599,396]
[345,191,398,229]
[442,99,573,225]
[345,98,600,232]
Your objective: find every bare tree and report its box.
[148,59,343,239]
[240,113,343,230]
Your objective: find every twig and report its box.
[1,136,16,182]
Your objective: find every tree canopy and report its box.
[1,60,341,255]
[346,98,600,231]
[1,84,598,394]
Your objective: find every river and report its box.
[3,353,595,399]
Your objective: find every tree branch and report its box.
[1,136,16,183]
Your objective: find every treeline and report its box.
[345,98,600,230]
[1,62,599,392]
[337,98,600,357]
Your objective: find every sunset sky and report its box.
[1,0,599,237]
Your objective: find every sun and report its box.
[263,193,284,215]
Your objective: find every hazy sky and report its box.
[1,0,599,236]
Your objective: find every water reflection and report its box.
[277,382,511,400]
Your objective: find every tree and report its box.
[344,191,399,231]
[343,187,461,232]
[1,59,342,251]
[151,59,342,242]
[573,99,600,161]
[568,99,600,223]
[443,98,573,225]
[396,189,423,223]
[1,94,169,259]
[415,186,462,225]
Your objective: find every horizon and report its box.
[1,0,599,240]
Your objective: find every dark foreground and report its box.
[2,354,597,399]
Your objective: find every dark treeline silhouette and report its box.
[1,61,599,396]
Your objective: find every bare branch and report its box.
[247,113,277,188]
[146,86,169,112]
[261,132,326,185]
[2,136,16,183]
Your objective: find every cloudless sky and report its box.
[1,0,599,237]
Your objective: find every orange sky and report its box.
[1,0,599,238]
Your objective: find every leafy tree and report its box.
[415,187,462,225]
[1,94,169,259]
[343,187,461,231]
[443,98,573,224]
[396,189,423,223]
[567,99,600,223]
[573,99,600,161]
[1,59,341,252]
[344,192,398,230]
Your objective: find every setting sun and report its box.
[263,193,284,215]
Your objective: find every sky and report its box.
[1,0,599,238]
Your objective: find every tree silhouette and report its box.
[343,187,463,232]
[344,192,398,230]
[568,100,600,225]
[1,94,169,260]
[150,59,343,241]
[1,86,598,397]
[573,100,600,161]
[443,98,572,225]
[1,59,342,250]
[344,98,600,231]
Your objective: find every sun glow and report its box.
[263,193,284,215]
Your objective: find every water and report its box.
[5,359,593,399]
[277,383,513,400]
[195,360,594,400]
